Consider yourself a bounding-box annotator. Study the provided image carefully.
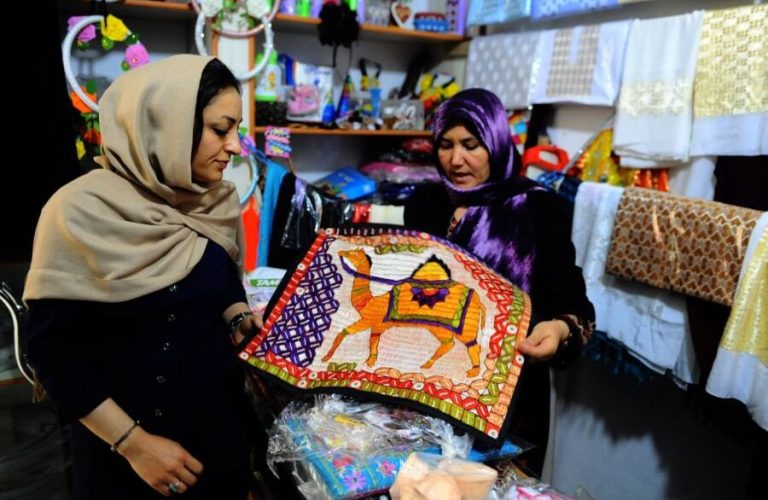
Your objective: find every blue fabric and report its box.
[531,0,618,19]
[258,159,288,267]
[467,0,530,27]
[285,417,414,499]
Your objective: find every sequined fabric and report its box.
[694,5,768,118]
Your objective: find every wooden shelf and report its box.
[121,0,193,12]
[274,13,466,43]
[253,126,431,137]
[64,0,196,20]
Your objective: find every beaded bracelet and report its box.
[228,311,253,344]
[111,420,140,453]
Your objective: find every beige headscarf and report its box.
[24,55,242,303]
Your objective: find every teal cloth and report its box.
[257,161,288,267]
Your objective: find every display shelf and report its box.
[64,0,196,20]
[0,368,25,388]
[70,3,466,42]
[122,0,193,12]
[253,126,432,137]
[274,13,467,43]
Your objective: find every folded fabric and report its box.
[605,187,762,306]
[613,12,703,164]
[240,227,532,443]
[666,156,716,200]
[690,4,768,156]
[572,182,695,381]
[466,32,541,110]
[531,0,617,19]
[531,21,630,106]
[706,215,768,431]
[467,0,530,26]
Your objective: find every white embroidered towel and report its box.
[690,5,768,156]
[572,182,694,381]
[706,213,768,431]
[530,21,630,106]
[613,12,703,164]
[466,32,541,110]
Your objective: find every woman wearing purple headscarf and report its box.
[411,88,595,474]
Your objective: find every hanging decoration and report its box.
[63,14,150,164]
[190,0,279,82]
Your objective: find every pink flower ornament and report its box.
[125,42,149,68]
[68,16,96,44]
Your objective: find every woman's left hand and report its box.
[232,312,262,344]
[517,320,570,361]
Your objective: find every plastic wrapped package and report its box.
[390,452,498,500]
[277,180,356,253]
[281,179,324,250]
[267,395,480,500]
[359,162,441,184]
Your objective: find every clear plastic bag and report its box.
[267,395,480,500]
[390,452,499,500]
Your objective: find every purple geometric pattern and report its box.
[257,239,342,367]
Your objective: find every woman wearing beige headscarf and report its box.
[24,55,260,499]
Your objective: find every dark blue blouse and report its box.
[25,241,256,499]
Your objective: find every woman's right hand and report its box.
[118,427,204,497]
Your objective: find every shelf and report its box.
[274,13,466,43]
[253,127,432,137]
[0,368,26,388]
[64,0,196,20]
[121,0,193,12]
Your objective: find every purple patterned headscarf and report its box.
[432,88,539,292]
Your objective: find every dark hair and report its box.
[191,58,241,157]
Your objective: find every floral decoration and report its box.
[67,14,150,168]
[342,469,366,492]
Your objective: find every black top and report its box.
[404,183,595,474]
[25,241,255,499]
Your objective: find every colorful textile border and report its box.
[240,227,532,442]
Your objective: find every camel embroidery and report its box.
[322,249,486,376]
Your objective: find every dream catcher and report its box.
[190,0,279,82]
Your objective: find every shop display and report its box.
[240,228,531,442]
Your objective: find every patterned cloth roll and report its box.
[605,187,763,306]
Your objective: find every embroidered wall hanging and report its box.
[240,227,532,442]
[530,21,630,106]
[605,188,763,306]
